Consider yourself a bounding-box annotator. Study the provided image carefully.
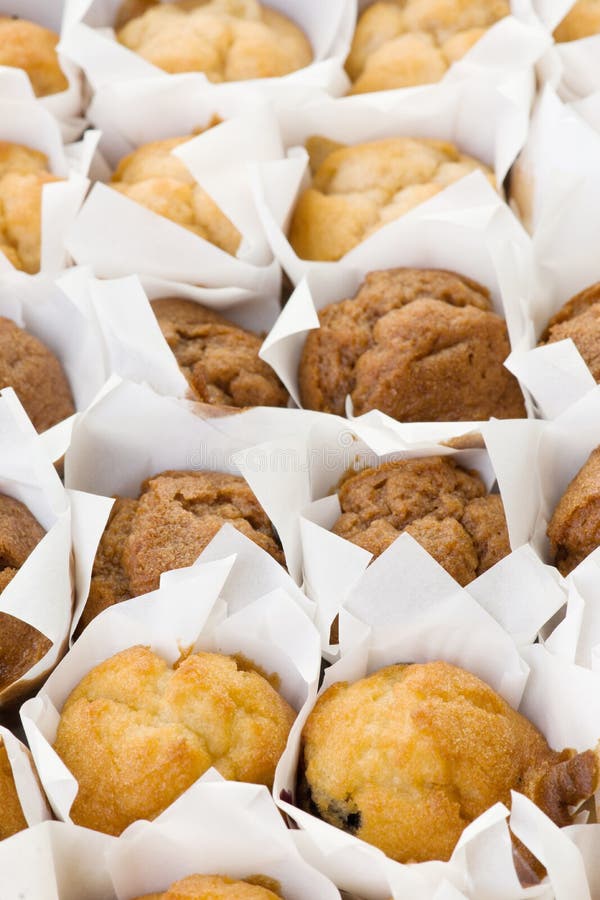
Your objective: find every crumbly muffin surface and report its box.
[539,281,600,381]
[0,738,28,840]
[0,17,68,97]
[547,445,600,575]
[554,0,600,41]
[135,874,282,899]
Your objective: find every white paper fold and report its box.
[0,725,51,829]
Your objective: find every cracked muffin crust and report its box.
[346,0,509,94]
[554,0,600,40]
[53,646,296,835]
[547,445,600,576]
[0,738,28,840]
[299,268,525,421]
[110,135,241,255]
[0,17,68,97]
[135,874,282,899]
[298,660,599,864]
[115,0,312,80]
[152,298,288,408]
[83,470,283,628]
[288,137,496,262]
[0,317,75,432]
[538,281,600,381]
[0,143,62,273]
[332,456,510,585]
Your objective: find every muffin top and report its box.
[0,17,68,97]
[299,268,525,421]
[300,660,599,864]
[0,738,28,840]
[539,281,600,381]
[135,874,282,899]
[346,0,509,94]
[554,0,600,41]
[332,456,510,585]
[547,445,600,575]
[0,143,62,274]
[116,0,312,80]
[288,137,496,262]
[152,298,288,408]
[110,135,241,255]
[53,646,296,835]
[83,470,283,628]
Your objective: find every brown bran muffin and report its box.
[298,660,599,865]
[53,646,296,835]
[554,0,600,41]
[547,445,600,575]
[539,281,600,380]
[299,268,525,421]
[134,874,282,899]
[152,298,288,408]
[0,737,28,839]
[332,456,510,585]
[0,17,68,97]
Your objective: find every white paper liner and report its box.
[531,0,600,101]
[0,724,51,829]
[250,73,535,286]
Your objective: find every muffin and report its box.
[0,143,62,273]
[82,470,283,628]
[299,660,599,864]
[152,298,288,408]
[299,268,525,421]
[0,317,75,432]
[0,493,51,692]
[346,0,509,94]
[0,17,68,97]
[288,137,496,262]
[0,737,28,840]
[134,874,282,899]
[115,0,312,80]
[538,282,600,380]
[110,135,241,255]
[332,456,510,585]
[53,646,296,835]
[554,0,600,41]
[547,445,600,576]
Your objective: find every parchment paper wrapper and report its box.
[0,389,73,705]
[251,73,535,286]
[60,0,355,101]
[20,553,321,830]
[0,724,51,830]
[532,0,600,100]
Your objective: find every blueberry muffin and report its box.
[538,281,600,380]
[53,646,296,835]
[289,137,496,261]
[299,268,525,421]
[332,456,510,585]
[547,445,600,575]
[152,298,288,408]
[0,17,68,97]
[115,0,312,80]
[299,660,599,863]
[554,0,600,40]
[135,874,282,899]
[346,0,509,94]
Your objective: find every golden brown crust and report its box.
[111,136,241,256]
[539,282,600,381]
[554,0,600,41]
[0,317,75,432]
[133,873,282,899]
[115,0,312,80]
[547,446,600,575]
[0,738,28,840]
[289,138,496,262]
[53,646,296,835]
[0,17,68,97]
[299,661,598,864]
[331,456,510,584]
[151,298,288,408]
[299,268,525,421]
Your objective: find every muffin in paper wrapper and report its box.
[533,0,600,100]
[0,724,51,833]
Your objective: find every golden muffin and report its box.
[288,136,496,262]
[299,660,599,864]
[554,0,600,40]
[0,17,68,97]
[53,646,296,835]
[0,737,28,840]
[152,298,288,408]
[332,456,510,585]
[547,445,600,575]
[346,0,509,93]
[538,282,600,381]
[0,143,62,274]
[299,268,525,421]
[82,470,283,628]
[115,0,312,80]
[135,874,282,899]
[110,135,241,255]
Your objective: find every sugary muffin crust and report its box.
[135,874,282,899]
[539,281,600,381]
[0,17,68,97]
[547,445,600,575]
[299,268,525,421]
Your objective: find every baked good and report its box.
[331,456,510,585]
[110,136,241,255]
[134,874,281,899]
[0,143,62,274]
[299,660,599,864]
[0,17,68,97]
[299,268,525,421]
[0,317,75,432]
[0,738,28,840]
[115,0,312,80]
[554,0,600,41]
[538,282,600,380]
[547,445,600,575]
[346,0,508,93]
[53,646,296,835]
[152,298,288,408]
[83,470,283,628]
[288,137,496,261]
